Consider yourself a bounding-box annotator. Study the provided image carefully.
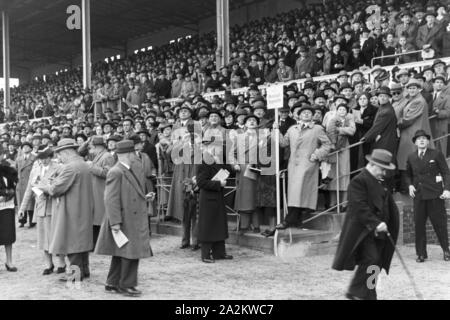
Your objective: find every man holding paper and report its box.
[95,140,153,297]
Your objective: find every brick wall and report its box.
[402,204,450,246]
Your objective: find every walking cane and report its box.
[387,231,424,300]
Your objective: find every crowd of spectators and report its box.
[3,0,450,124]
[2,0,450,240]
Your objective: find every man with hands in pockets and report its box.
[406,130,450,263]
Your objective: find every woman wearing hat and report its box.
[230,114,260,233]
[0,160,18,272]
[324,103,356,209]
[19,145,66,275]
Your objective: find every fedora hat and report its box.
[412,129,431,143]
[405,78,423,89]
[36,145,54,159]
[115,140,135,154]
[377,86,392,97]
[91,136,106,146]
[365,149,396,170]
[395,69,409,79]
[432,59,446,68]
[54,138,78,153]
[106,135,122,143]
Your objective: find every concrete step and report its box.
[150,218,339,256]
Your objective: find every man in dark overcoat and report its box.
[332,149,400,300]
[405,130,450,262]
[95,140,153,297]
[196,142,233,263]
[361,87,399,190]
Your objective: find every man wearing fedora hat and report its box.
[416,11,444,57]
[430,75,450,156]
[37,138,94,282]
[95,140,153,297]
[87,136,115,245]
[333,149,399,300]
[273,102,332,230]
[405,130,450,262]
[361,86,398,189]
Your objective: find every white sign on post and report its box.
[266,85,284,109]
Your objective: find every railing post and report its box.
[336,151,340,214]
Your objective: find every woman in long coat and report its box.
[0,160,18,271]
[230,115,259,232]
[325,104,356,208]
[196,146,233,263]
[19,146,64,274]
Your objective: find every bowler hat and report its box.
[115,140,135,154]
[365,149,396,170]
[433,74,447,84]
[21,141,33,149]
[432,59,446,68]
[395,69,409,80]
[291,101,314,114]
[54,138,79,153]
[412,129,431,143]
[207,109,223,119]
[244,114,260,125]
[107,135,122,143]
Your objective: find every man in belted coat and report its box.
[87,136,115,245]
[39,138,94,282]
[430,75,450,156]
[332,149,400,300]
[405,130,450,262]
[95,140,153,297]
[16,141,36,228]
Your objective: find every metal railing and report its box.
[371,50,424,68]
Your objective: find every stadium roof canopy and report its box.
[0,0,254,70]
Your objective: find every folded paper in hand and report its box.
[211,169,230,181]
[112,229,129,248]
[244,165,258,180]
[32,187,44,198]
[0,199,15,211]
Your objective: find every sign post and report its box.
[266,85,284,256]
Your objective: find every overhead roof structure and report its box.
[0,0,258,70]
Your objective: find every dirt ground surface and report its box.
[0,226,449,300]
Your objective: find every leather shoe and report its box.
[179,244,190,249]
[56,266,66,274]
[252,227,261,233]
[119,287,142,297]
[191,244,200,251]
[345,292,363,300]
[416,256,425,263]
[444,251,450,261]
[105,285,120,293]
[5,263,17,272]
[275,222,289,230]
[42,265,54,275]
[202,258,215,263]
[261,229,276,237]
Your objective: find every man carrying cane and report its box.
[332,149,399,300]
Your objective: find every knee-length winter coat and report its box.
[47,156,94,255]
[332,169,399,273]
[280,122,332,210]
[196,163,231,243]
[397,93,433,170]
[95,162,152,259]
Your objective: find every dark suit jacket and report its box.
[416,23,444,55]
[279,116,296,135]
[362,103,398,157]
[353,104,378,140]
[332,169,399,273]
[405,148,450,200]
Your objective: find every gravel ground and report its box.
[0,226,449,300]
